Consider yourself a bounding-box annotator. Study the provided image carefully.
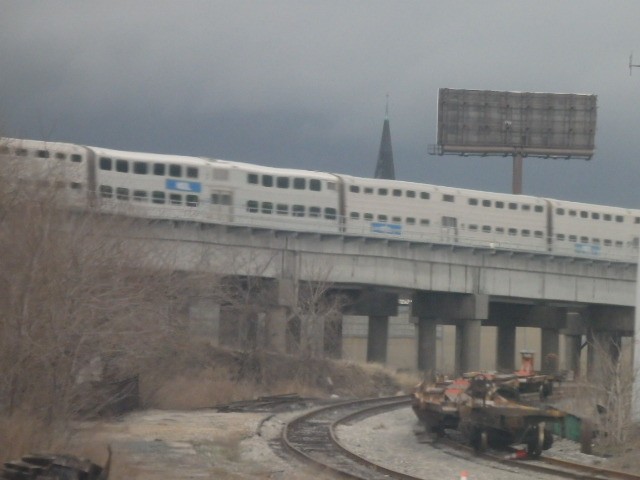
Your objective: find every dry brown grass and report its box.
[0,412,68,464]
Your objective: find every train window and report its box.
[468,198,478,206]
[36,150,49,158]
[309,207,321,218]
[247,200,258,213]
[580,236,588,243]
[393,189,402,197]
[482,225,491,233]
[133,190,147,202]
[327,182,336,190]
[169,193,182,205]
[420,192,430,200]
[591,212,600,220]
[580,211,588,218]
[310,179,321,191]
[364,213,373,221]
[186,167,198,179]
[616,216,624,223]
[262,175,273,187]
[364,187,374,194]
[406,217,415,225]
[569,235,577,242]
[0,145,8,154]
[378,188,388,196]
[152,191,165,204]
[350,212,360,219]
[495,227,504,234]
[293,178,306,190]
[635,217,640,224]
[277,177,290,188]
[221,194,231,205]
[186,195,199,207]
[521,205,531,211]
[568,210,577,216]
[71,154,82,163]
[604,239,612,246]
[248,173,258,184]
[443,194,455,202]
[482,200,491,207]
[133,162,148,174]
[534,205,543,213]
[495,201,504,209]
[534,231,543,238]
[70,182,81,190]
[603,214,612,221]
[556,234,565,241]
[55,152,66,160]
[213,168,227,180]
[211,193,219,204]
[99,185,113,198]
[154,163,165,175]
[261,202,273,214]
[508,203,517,210]
[350,185,360,193]
[469,224,478,231]
[508,228,517,236]
[169,164,182,177]
[277,204,288,215]
[592,238,601,245]
[406,190,416,198]
[324,208,337,220]
[615,241,624,247]
[116,187,130,201]
[556,208,565,215]
[292,205,305,217]
[420,219,430,226]
[15,148,27,156]
[99,157,112,170]
[521,229,531,237]
[378,214,388,222]
[392,216,401,223]
[116,159,128,173]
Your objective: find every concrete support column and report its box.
[540,328,560,374]
[564,335,582,379]
[188,299,221,345]
[367,316,389,364]
[496,324,516,372]
[417,318,437,375]
[266,306,288,353]
[457,319,482,375]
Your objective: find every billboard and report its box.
[436,89,597,158]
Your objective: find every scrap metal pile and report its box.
[412,359,564,457]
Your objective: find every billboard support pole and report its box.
[512,151,523,195]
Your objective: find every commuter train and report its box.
[1,137,639,263]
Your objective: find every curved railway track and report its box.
[279,395,640,480]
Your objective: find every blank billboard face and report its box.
[436,89,596,157]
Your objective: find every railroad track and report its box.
[279,394,640,480]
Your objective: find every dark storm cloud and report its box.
[2,0,640,207]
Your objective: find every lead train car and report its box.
[1,137,638,262]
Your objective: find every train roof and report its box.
[88,145,212,167]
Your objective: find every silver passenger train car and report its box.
[1,137,638,262]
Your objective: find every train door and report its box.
[441,216,458,243]
[209,190,233,224]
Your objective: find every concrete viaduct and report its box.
[128,219,636,376]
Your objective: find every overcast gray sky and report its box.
[2,1,640,208]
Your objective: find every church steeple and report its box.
[374,95,395,179]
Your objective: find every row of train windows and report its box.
[0,146,83,162]
[468,198,544,212]
[99,157,199,179]
[349,185,431,199]
[246,200,337,219]
[247,173,325,191]
[99,185,199,206]
[555,208,625,222]
[466,225,544,237]
[349,212,430,226]
[556,234,624,247]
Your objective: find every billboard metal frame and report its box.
[432,89,597,194]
